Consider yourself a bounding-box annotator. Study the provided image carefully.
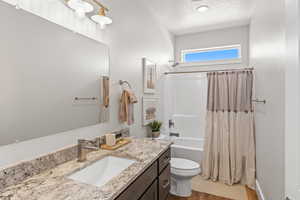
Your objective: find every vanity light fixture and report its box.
[196,5,209,12]
[64,0,112,28]
[67,0,94,18]
[91,6,112,29]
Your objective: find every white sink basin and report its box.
[68,156,136,187]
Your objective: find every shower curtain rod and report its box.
[164,67,254,75]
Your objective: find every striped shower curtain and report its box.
[201,70,256,188]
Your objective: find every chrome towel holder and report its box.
[252,99,266,104]
[74,97,98,101]
[119,80,132,89]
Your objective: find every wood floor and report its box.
[167,187,258,200]
[246,187,258,200]
[167,191,233,200]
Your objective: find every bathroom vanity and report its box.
[0,139,171,200]
[116,147,170,200]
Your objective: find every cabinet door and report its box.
[158,164,170,200]
[115,162,158,200]
[158,148,171,174]
[139,180,158,200]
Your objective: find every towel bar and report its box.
[74,97,98,101]
[252,99,266,104]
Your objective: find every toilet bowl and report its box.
[170,158,201,197]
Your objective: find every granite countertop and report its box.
[0,139,172,200]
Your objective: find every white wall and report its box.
[285,0,300,199]
[174,25,249,68]
[249,0,286,199]
[103,0,174,138]
[0,0,174,169]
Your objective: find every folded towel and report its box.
[127,89,138,104]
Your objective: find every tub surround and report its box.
[156,135,203,164]
[0,139,172,200]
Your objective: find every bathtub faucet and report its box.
[169,119,175,128]
[170,132,180,137]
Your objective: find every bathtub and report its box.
[170,137,204,164]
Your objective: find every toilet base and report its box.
[170,175,192,197]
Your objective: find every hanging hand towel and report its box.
[100,76,110,123]
[119,89,138,125]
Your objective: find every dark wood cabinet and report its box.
[158,165,170,200]
[115,148,170,200]
[158,149,171,174]
[139,180,158,200]
[115,162,157,200]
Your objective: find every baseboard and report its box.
[256,180,266,200]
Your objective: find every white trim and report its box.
[173,136,205,141]
[180,44,242,66]
[256,180,266,200]
[177,59,242,68]
[171,144,203,152]
[172,114,201,118]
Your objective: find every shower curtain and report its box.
[201,71,256,188]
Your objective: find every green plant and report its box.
[147,120,162,132]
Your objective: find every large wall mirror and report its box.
[0,1,110,146]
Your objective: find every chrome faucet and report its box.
[169,119,175,128]
[77,138,101,162]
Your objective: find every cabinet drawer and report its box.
[139,180,158,200]
[158,148,171,173]
[159,164,170,200]
[115,162,158,200]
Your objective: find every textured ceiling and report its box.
[142,0,254,35]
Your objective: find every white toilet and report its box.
[170,158,201,197]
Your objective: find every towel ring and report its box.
[119,80,132,89]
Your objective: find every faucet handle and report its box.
[78,139,94,147]
[78,139,87,144]
[169,119,175,128]
[78,137,104,148]
[94,137,103,147]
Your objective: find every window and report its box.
[181,45,242,65]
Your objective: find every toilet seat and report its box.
[170,158,201,176]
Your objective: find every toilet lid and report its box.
[170,158,200,170]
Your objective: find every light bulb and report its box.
[91,15,112,27]
[196,5,209,12]
[67,0,94,18]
